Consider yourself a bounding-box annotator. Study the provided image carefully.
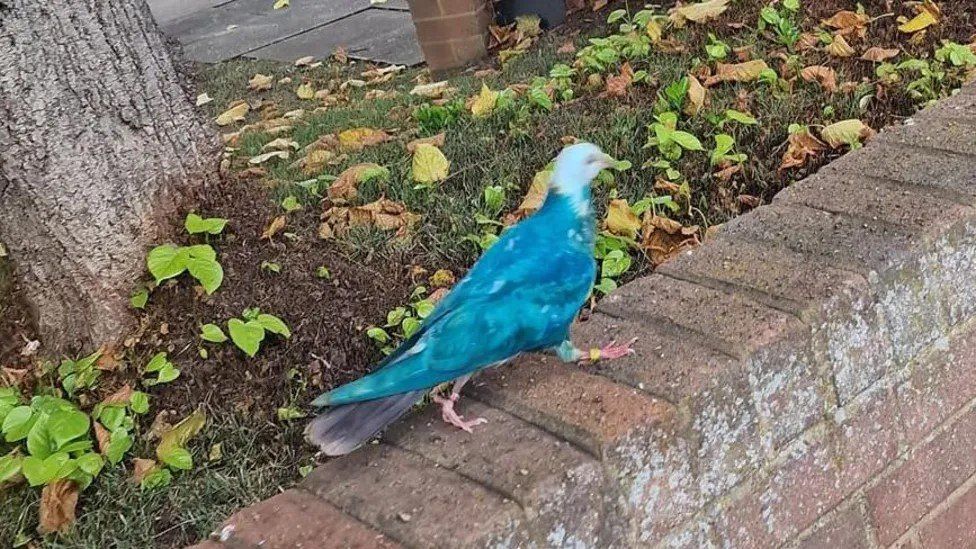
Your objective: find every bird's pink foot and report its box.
[432,393,487,433]
[581,337,638,364]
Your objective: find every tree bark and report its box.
[0,0,219,352]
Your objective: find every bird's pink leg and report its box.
[432,375,487,433]
[579,337,638,364]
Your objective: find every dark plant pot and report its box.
[495,0,566,28]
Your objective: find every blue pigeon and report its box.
[306,142,636,455]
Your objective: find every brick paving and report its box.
[190,84,976,548]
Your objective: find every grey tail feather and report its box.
[305,390,425,456]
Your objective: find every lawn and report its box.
[1,0,974,546]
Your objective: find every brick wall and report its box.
[193,85,976,549]
[406,0,491,72]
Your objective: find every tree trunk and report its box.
[0,0,219,353]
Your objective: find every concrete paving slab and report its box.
[246,8,422,65]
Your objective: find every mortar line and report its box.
[597,306,744,360]
[293,485,418,549]
[891,469,976,547]
[236,7,373,58]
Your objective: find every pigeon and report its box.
[306,142,636,455]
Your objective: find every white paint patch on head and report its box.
[549,142,608,217]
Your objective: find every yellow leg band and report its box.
[589,347,601,362]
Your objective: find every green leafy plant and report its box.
[280,195,302,212]
[644,112,704,160]
[593,234,632,295]
[705,33,730,60]
[57,350,102,395]
[146,243,223,294]
[413,102,462,135]
[483,185,506,214]
[656,77,689,113]
[367,287,436,354]
[210,308,292,357]
[184,213,227,235]
[261,260,282,274]
[142,352,180,386]
[710,134,748,166]
[758,5,800,49]
[936,41,976,68]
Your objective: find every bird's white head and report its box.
[549,142,613,217]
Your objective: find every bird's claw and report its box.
[580,337,638,364]
[433,393,487,433]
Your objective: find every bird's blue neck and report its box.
[535,190,595,251]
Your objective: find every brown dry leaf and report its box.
[822,10,870,37]
[898,0,940,33]
[364,89,398,101]
[248,73,273,91]
[779,128,828,171]
[557,40,577,54]
[294,55,315,66]
[795,33,820,51]
[640,214,700,266]
[337,127,390,152]
[94,422,110,454]
[826,34,855,58]
[320,198,420,239]
[591,0,608,10]
[328,163,387,202]
[132,458,159,484]
[738,194,761,209]
[800,65,838,93]
[261,138,300,152]
[428,287,450,304]
[684,74,706,116]
[861,47,900,62]
[604,62,634,98]
[410,81,450,98]
[713,163,741,182]
[820,119,875,148]
[215,102,249,126]
[669,0,730,27]
[261,216,286,240]
[703,60,768,86]
[101,384,133,406]
[605,199,641,238]
[503,168,550,224]
[302,149,336,175]
[405,132,446,154]
[248,150,289,165]
[236,167,267,180]
[333,46,348,64]
[39,480,79,535]
[732,45,754,62]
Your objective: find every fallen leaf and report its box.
[294,55,315,66]
[301,149,336,175]
[604,62,634,98]
[469,83,500,118]
[713,163,741,181]
[411,143,450,184]
[605,199,641,238]
[195,93,213,106]
[669,0,730,27]
[248,73,274,91]
[296,83,315,100]
[800,65,838,93]
[333,46,348,64]
[328,163,389,202]
[261,138,300,151]
[822,10,870,36]
[337,127,390,152]
[410,81,450,98]
[826,34,855,58]
[132,458,159,484]
[39,480,79,534]
[320,198,420,238]
[101,384,133,406]
[795,33,820,51]
[94,422,110,454]
[899,0,940,33]
[820,119,875,148]
[739,194,761,209]
[703,60,769,86]
[504,168,550,224]
[273,0,289,9]
[640,214,700,266]
[860,47,899,65]
[779,127,827,171]
[429,269,456,288]
[406,132,446,153]
[557,40,577,54]
[261,216,286,240]
[215,102,249,126]
[156,408,206,463]
[684,74,707,115]
[248,150,290,165]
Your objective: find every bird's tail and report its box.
[305,390,425,456]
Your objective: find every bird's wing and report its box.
[317,234,594,406]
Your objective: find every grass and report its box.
[2,1,974,546]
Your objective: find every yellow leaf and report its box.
[861,47,900,62]
[262,215,286,240]
[669,0,729,27]
[825,34,855,58]
[703,60,768,86]
[215,102,249,126]
[156,408,206,463]
[646,19,663,41]
[898,0,940,33]
[337,127,389,152]
[132,458,159,484]
[296,83,315,100]
[273,0,289,9]
[410,81,450,98]
[820,119,875,148]
[605,199,642,238]
[684,74,706,116]
[411,143,450,183]
[470,83,499,118]
[248,73,273,91]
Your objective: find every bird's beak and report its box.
[596,153,615,170]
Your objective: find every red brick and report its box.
[449,35,488,66]
[405,0,442,19]
[416,40,457,71]
[898,329,976,445]
[711,485,778,548]
[917,479,976,548]
[438,0,486,16]
[184,542,222,549]
[867,406,976,546]
[796,501,870,549]
[413,9,487,42]
[216,489,398,549]
[763,384,900,542]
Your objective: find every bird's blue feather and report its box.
[314,190,596,407]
